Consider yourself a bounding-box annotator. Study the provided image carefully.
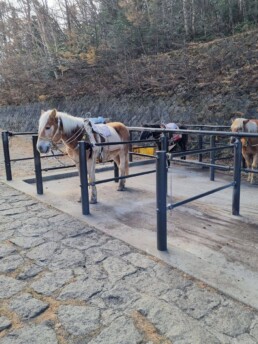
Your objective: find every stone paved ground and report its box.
[1,182,258,344]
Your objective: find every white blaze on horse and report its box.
[37,109,129,203]
[231,118,258,184]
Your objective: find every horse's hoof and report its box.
[117,186,125,191]
[90,199,97,204]
[77,198,82,203]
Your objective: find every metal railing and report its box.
[1,131,75,182]
[2,126,258,253]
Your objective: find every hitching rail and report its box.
[1,131,69,181]
[2,125,258,253]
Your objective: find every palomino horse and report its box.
[37,109,129,203]
[231,118,258,184]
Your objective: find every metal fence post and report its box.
[232,139,242,216]
[198,126,203,163]
[2,131,12,181]
[114,162,119,183]
[156,150,167,251]
[129,131,133,162]
[79,141,90,215]
[32,135,43,195]
[210,135,216,181]
[160,134,167,151]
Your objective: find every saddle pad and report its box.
[90,116,106,124]
[91,124,111,137]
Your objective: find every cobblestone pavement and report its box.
[1,182,258,344]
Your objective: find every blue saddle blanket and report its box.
[89,116,106,124]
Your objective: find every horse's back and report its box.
[107,122,130,141]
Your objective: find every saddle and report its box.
[83,119,111,162]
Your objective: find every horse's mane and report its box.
[57,111,84,134]
[39,110,84,134]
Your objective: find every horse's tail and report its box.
[108,122,130,143]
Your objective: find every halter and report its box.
[39,116,86,148]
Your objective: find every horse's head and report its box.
[37,109,62,153]
[140,124,161,141]
[140,130,152,140]
[230,118,249,143]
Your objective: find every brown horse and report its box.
[231,118,258,184]
[37,109,129,203]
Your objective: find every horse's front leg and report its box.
[66,147,83,202]
[87,152,98,203]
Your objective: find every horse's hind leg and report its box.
[243,151,252,183]
[113,156,124,191]
[115,152,128,191]
[251,153,258,184]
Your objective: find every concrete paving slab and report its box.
[3,162,258,310]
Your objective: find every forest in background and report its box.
[0,0,258,107]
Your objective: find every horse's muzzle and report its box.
[37,140,51,154]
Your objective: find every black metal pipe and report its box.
[232,139,242,216]
[128,127,258,138]
[129,131,133,162]
[10,157,35,162]
[160,135,167,151]
[92,169,156,185]
[32,135,43,195]
[243,168,258,174]
[2,131,12,181]
[168,182,234,210]
[156,150,167,251]
[114,162,119,183]
[170,144,233,158]
[210,135,216,181]
[8,131,37,136]
[172,158,232,170]
[79,141,90,215]
[129,152,156,159]
[95,138,157,146]
[42,165,76,172]
[198,128,203,163]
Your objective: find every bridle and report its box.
[39,116,86,149]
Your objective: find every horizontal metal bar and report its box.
[187,125,231,129]
[42,164,76,172]
[8,131,37,136]
[92,169,156,185]
[128,127,258,138]
[168,182,235,210]
[129,152,156,159]
[172,158,232,170]
[10,157,34,162]
[243,168,258,174]
[170,144,233,158]
[95,138,157,146]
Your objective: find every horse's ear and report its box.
[41,109,45,115]
[49,109,57,119]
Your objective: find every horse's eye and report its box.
[45,126,51,130]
